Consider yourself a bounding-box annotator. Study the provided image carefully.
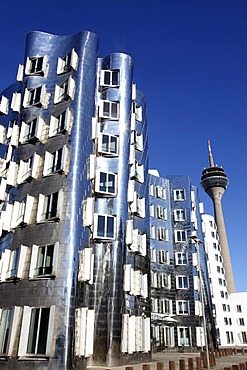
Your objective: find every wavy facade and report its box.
[0,31,150,369]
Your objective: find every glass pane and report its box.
[111,103,118,118]
[103,102,110,117]
[104,71,111,85]
[101,134,109,152]
[37,308,50,354]
[106,216,114,238]
[0,309,13,354]
[97,215,105,237]
[27,309,40,354]
[99,172,107,192]
[109,136,117,154]
[112,71,119,85]
[108,174,115,194]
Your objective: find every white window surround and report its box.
[157,206,167,220]
[98,133,118,156]
[131,229,147,256]
[158,299,172,314]
[93,214,115,240]
[149,204,155,217]
[11,195,35,229]
[175,230,187,243]
[157,273,171,289]
[174,209,186,221]
[175,252,188,265]
[150,225,156,239]
[78,248,94,284]
[0,245,28,282]
[16,64,24,82]
[0,96,9,115]
[130,191,145,218]
[149,184,154,196]
[75,307,94,357]
[25,55,48,76]
[29,242,59,279]
[158,250,169,264]
[0,306,21,356]
[176,300,190,315]
[43,146,69,176]
[133,103,142,122]
[130,161,144,183]
[18,305,55,357]
[157,227,168,241]
[174,189,186,201]
[17,153,40,184]
[131,131,144,152]
[95,170,117,196]
[54,76,75,104]
[100,70,120,87]
[176,275,189,289]
[49,108,73,137]
[98,100,120,120]
[178,327,191,346]
[19,116,47,144]
[11,92,21,113]
[36,190,63,223]
[57,49,79,74]
[156,186,166,199]
[23,85,46,108]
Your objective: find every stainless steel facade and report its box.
[0,30,150,369]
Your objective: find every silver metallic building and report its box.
[0,30,150,369]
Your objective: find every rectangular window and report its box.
[18,306,55,356]
[174,209,186,221]
[99,100,120,120]
[131,131,144,152]
[54,76,75,104]
[19,116,45,144]
[0,307,20,355]
[93,214,115,240]
[238,318,245,326]
[157,273,171,289]
[36,191,63,222]
[11,195,35,228]
[101,70,120,87]
[29,243,59,279]
[157,227,168,241]
[236,305,242,312]
[175,252,188,265]
[0,95,9,115]
[43,146,69,176]
[222,304,226,311]
[57,49,79,74]
[149,184,154,196]
[177,301,189,315]
[175,230,187,242]
[158,250,169,264]
[178,327,191,346]
[130,161,144,183]
[149,204,154,217]
[23,86,45,108]
[133,103,142,122]
[241,332,247,344]
[174,189,185,201]
[98,133,118,156]
[49,108,72,137]
[176,275,189,289]
[156,186,166,199]
[25,56,47,75]
[95,171,117,196]
[158,299,171,314]
[156,206,167,220]
[150,225,155,239]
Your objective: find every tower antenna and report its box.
[208,139,215,167]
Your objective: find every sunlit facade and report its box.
[0,30,150,369]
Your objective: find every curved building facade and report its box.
[0,31,150,369]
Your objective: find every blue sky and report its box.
[0,0,246,292]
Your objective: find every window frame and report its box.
[57,49,79,74]
[99,100,120,120]
[174,189,186,201]
[36,190,63,223]
[23,85,46,108]
[176,275,189,289]
[93,214,116,240]
[100,70,120,87]
[177,300,190,315]
[25,55,48,76]
[95,170,117,196]
[175,252,188,265]
[49,108,72,137]
[54,76,75,104]
[29,242,59,279]
[175,230,187,243]
[174,209,186,222]
[0,307,21,356]
[98,133,118,156]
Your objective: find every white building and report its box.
[230,293,247,347]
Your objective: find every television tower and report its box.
[201,141,235,293]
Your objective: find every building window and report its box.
[157,273,171,289]
[149,204,154,217]
[130,161,144,183]
[156,186,166,199]
[49,108,72,137]
[17,154,40,184]
[174,189,185,201]
[100,70,120,87]
[156,206,167,220]
[29,243,59,279]
[213,243,217,249]
[0,95,9,115]
[150,225,155,239]
[99,100,120,120]
[215,254,218,261]
[18,306,55,356]
[93,214,115,240]
[43,147,69,176]
[177,301,189,315]
[95,171,117,196]
[176,275,189,289]
[241,332,247,344]
[36,191,63,223]
[11,195,34,228]
[57,49,79,74]
[222,304,226,311]
[175,252,188,265]
[23,85,45,107]
[158,250,169,264]
[25,56,47,75]
[217,266,221,273]
[236,305,242,312]
[149,184,154,196]
[178,327,191,346]
[158,299,171,314]
[98,133,118,156]
[224,317,228,325]
[226,331,230,344]
[131,131,143,152]
[174,209,186,221]
[175,230,187,243]
[54,76,75,104]
[0,307,20,355]
[238,318,245,326]
[220,291,224,298]
[19,116,45,144]
[157,227,168,241]
[219,278,222,285]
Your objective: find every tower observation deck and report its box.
[201,141,235,293]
